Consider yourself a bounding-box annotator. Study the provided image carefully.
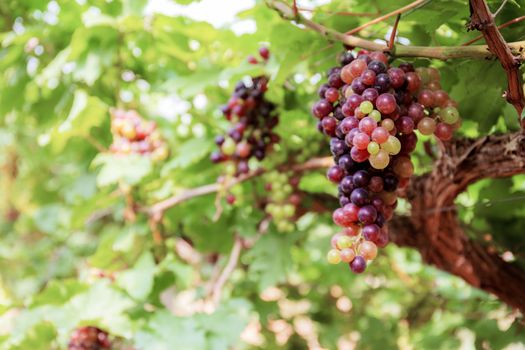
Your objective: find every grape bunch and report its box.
[264,171,301,232]
[68,326,111,350]
[109,108,169,162]
[312,50,460,273]
[211,49,280,176]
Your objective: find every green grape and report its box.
[327,249,341,264]
[369,110,381,122]
[221,138,236,156]
[439,106,459,124]
[367,141,380,155]
[369,149,390,169]
[360,101,374,114]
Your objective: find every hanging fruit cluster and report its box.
[68,326,111,350]
[211,48,280,176]
[264,171,302,232]
[312,50,460,273]
[109,108,169,162]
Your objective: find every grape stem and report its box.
[264,0,525,61]
[468,0,525,126]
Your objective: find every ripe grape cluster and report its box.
[264,171,301,232]
[68,326,111,350]
[211,48,280,176]
[312,50,460,273]
[110,108,169,162]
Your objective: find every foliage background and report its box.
[0,0,524,349]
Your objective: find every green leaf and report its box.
[117,252,156,300]
[162,137,214,174]
[50,90,107,151]
[92,153,153,187]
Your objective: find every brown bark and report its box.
[391,132,525,312]
[468,0,525,126]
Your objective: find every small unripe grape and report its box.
[367,141,380,155]
[439,106,459,124]
[340,248,356,263]
[222,138,236,156]
[417,117,437,135]
[337,235,353,249]
[416,67,431,84]
[369,110,381,122]
[381,119,395,132]
[359,241,378,260]
[327,249,342,264]
[360,101,374,114]
[382,136,401,155]
[369,149,390,169]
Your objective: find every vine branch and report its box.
[145,156,333,216]
[468,0,525,125]
[210,235,243,306]
[345,0,430,36]
[265,0,525,60]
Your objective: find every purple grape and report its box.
[340,51,355,65]
[350,188,369,206]
[340,176,354,194]
[215,135,225,146]
[327,166,344,183]
[340,117,359,134]
[347,94,364,110]
[313,99,333,118]
[350,255,367,273]
[330,138,347,157]
[318,84,329,98]
[345,128,360,147]
[376,212,386,227]
[333,106,345,120]
[368,60,387,74]
[352,170,370,187]
[362,88,379,103]
[362,224,380,241]
[399,62,414,73]
[374,73,391,92]
[328,73,344,88]
[338,154,355,172]
[400,132,418,154]
[383,174,399,192]
[358,205,377,224]
[351,77,366,95]
[339,195,351,207]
